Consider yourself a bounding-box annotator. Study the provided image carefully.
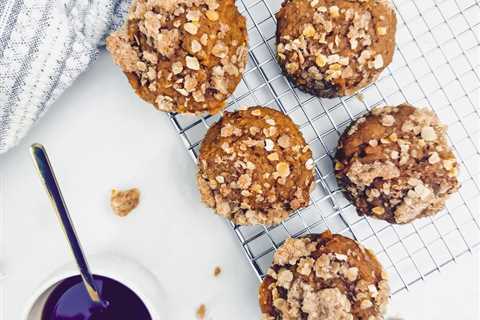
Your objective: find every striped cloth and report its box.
[0,0,130,154]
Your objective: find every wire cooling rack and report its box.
[169,0,480,295]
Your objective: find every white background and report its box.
[0,53,478,319]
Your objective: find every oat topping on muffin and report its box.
[259,231,390,320]
[107,0,248,114]
[276,0,396,98]
[197,106,315,225]
[335,104,460,224]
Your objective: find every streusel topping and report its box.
[335,104,460,224]
[197,106,315,225]
[276,0,396,97]
[107,0,248,114]
[259,232,390,320]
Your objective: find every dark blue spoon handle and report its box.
[30,143,103,304]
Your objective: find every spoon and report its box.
[30,143,106,307]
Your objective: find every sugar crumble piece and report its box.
[213,266,222,277]
[196,304,206,319]
[110,188,140,217]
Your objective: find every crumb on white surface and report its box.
[213,266,222,277]
[196,304,206,319]
[110,187,140,217]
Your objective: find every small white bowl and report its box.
[22,254,168,320]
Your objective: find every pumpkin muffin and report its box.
[335,104,460,224]
[107,0,248,114]
[276,0,396,98]
[259,231,390,320]
[197,106,315,225]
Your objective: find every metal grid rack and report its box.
[169,0,480,295]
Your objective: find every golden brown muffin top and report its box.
[335,104,460,224]
[107,0,248,114]
[259,231,390,320]
[276,0,396,97]
[197,106,315,225]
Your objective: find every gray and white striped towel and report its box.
[0,0,130,154]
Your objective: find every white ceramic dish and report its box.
[22,254,168,320]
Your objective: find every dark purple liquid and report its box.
[42,275,152,320]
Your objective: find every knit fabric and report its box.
[0,0,130,153]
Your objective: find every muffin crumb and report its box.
[110,188,140,217]
[213,266,222,277]
[196,304,206,319]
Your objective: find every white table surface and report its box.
[1,52,478,319]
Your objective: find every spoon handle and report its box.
[30,143,102,304]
